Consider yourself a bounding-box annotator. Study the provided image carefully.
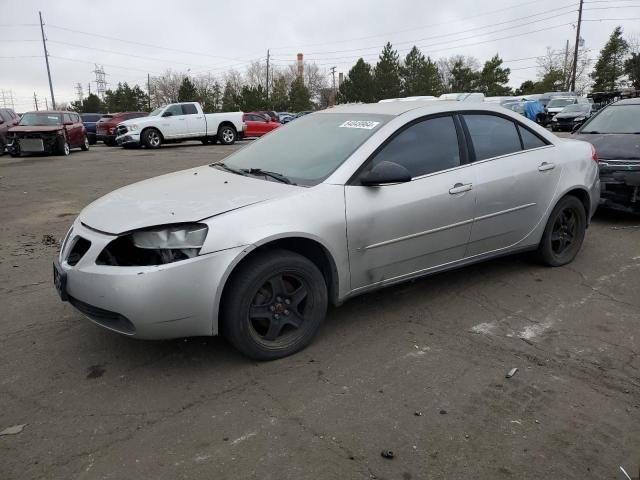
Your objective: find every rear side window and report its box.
[463,114,522,161]
[181,104,198,115]
[370,115,461,178]
[63,113,73,123]
[518,125,547,150]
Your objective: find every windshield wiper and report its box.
[243,168,295,185]
[212,162,249,177]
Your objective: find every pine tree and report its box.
[449,60,479,92]
[625,53,640,89]
[177,77,197,102]
[477,55,511,96]
[591,26,629,91]
[400,46,443,96]
[270,76,289,111]
[221,81,240,111]
[373,42,401,101]
[288,77,312,111]
[238,85,267,112]
[337,58,375,103]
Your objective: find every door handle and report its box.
[538,162,555,172]
[179,118,186,121]
[449,183,473,194]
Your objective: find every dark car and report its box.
[7,111,88,157]
[550,103,592,131]
[80,113,103,145]
[573,98,640,213]
[0,107,20,154]
[538,91,577,108]
[256,110,279,122]
[96,111,148,146]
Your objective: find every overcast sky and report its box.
[1,0,639,111]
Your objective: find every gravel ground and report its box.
[1,140,639,480]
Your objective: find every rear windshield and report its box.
[97,115,114,122]
[221,113,391,186]
[81,114,103,122]
[19,112,62,126]
[580,105,640,134]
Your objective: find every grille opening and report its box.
[97,235,196,266]
[67,237,91,266]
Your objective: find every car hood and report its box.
[9,125,62,133]
[575,133,640,160]
[79,165,299,234]
[555,111,587,119]
[119,116,157,127]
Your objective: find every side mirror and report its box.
[361,161,412,186]
[162,111,173,117]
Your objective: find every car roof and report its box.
[23,110,75,114]
[319,101,510,117]
[613,98,640,105]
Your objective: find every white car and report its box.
[115,102,245,148]
[55,101,599,360]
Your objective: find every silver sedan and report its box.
[54,101,600,359]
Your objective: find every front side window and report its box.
[165,105,183,116]
[368,116,461,178]
[464,114,522,161]
[181,104,198,115]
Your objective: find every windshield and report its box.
[580,105,640,134]
[562,104,589,113]
[149,107,164,116]
[18,112,62,126]
[221,113,391,186]
[509,103,525,114]
[548,98,576,108]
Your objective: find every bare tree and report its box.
[245,60,268,89]
[150,70,185,107]
[281,61,328,103]
[437,55,480,89]
[536,45,592,94]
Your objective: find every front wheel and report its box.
[142,128,162,149]
[80,136,90,151]
[221,250,328,360]
[58,138,70,156]
[536,195,586,266]
[218,125,236,145]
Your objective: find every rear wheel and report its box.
[80,136,89,151]
[142,128,162,149]
[218,125,236,145]
[221,250,328,360]
[537,195,586,266]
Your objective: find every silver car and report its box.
[53,101,600,359]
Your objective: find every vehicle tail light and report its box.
[591,144,598,162]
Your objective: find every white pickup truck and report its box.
[115,102,246,148]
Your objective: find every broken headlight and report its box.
[97,223,208,266]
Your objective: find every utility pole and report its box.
[75,82,84,103]
[33,92,39,111]
[147,73,151,110]
[570,0,584,92]
[45,97,49,109]
[563,39,570,90]
[39,11,56,109]
[330,66,337,106]
[93,64,107,99]
[87,83,91,96]
[265,49,270,102]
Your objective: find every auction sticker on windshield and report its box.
[339,120,381,130]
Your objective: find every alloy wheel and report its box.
[550,208,577,255]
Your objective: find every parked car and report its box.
[573,98,640,213]
[538,91,577,108]
[115,102,245,148]
[550,103,592,131]
[543,97,588,125]
[7,111,88,157]
[80,113,104,145]
[284,111,313,123]
[503,100,545,123]
[54,101,598,360]
[96,112,148,146]
[0,107,20,154]
[257,110,280,122]
[243,113,281,137]
[278,112,294,123]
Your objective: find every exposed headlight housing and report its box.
[97,223,208,266]
[574,116,585,122]
[551,117,558,122]
[128,124,139,131]
[132,224,208,249]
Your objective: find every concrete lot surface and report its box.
[1,141,639,480]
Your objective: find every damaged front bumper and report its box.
[56,221,247,339]
[115,132,140,146]
[599,160,640,213]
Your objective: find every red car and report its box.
[96,111,148,146]
[242,112,281,138]
[7,111,88,157]
[0,108,20,155]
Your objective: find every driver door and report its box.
[345,115,477,291]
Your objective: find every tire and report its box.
[142,128,162,149]
[536,195,586,267]
[221,249,328,360]
[80,136,90,151]
[58,138,70,156]
[217,125,236,145]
